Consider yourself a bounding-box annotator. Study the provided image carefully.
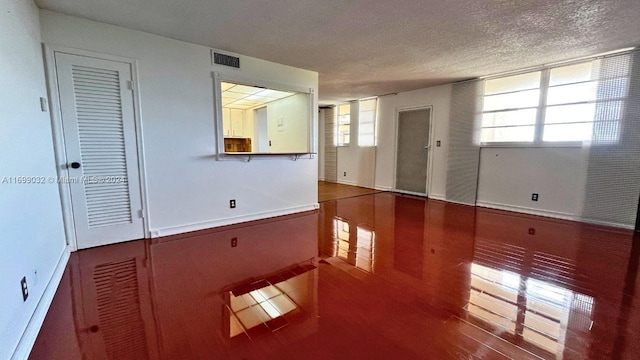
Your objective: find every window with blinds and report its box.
[358,98,377,146]
[482,72,541,143]
[482,52,633,145]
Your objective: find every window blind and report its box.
[324,107,338,182]
[582,51,640,228]
[447,80,484,205]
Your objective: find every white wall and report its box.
[0,1,67,358]
[337,147,376,188]
[477,147,589,220]
[40,10,319,237]
[267,93,310,153]
[375,85,452,198]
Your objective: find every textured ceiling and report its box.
[35,0,640,105]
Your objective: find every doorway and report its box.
[394,108,431,196]
[53,51,145,249]
[254,107,269,152]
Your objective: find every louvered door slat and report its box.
[80,147,128,152]
[74,82,122,90]
[93,259,149,360]
[77,125,125,130]
[73,74,120,82]
[71,65,132,229]
[85,199,131,208]
[78,111,124,118]
[75,117,126,123]
[76,94,122,102]
[82,165,128,170]
[74,87,122,95]
[73,74,120,83]
[74,66,121,76]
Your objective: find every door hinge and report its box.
[127,80,134,90]
[138,209,144,219]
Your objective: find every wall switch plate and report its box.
[436,140,441,147]
[20,276,28,301]
[230,199,236,208]
[343,172,346,176]
[231,237,238,247]
[532,193,539,201]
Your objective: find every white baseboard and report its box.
[427,194,446,201]
[578,217,635,230]
[337,179,357,186]
[477,201,635,229]
[151,204,318,237]
[442,198,476,206]
[11,247,70,360]
[476,201,579,222]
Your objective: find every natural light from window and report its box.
[468,263,594,357]
[336,103,351,146]
[482,72,540,143]
[358,98,377,146]
[333,218,375,273]
[481,53,631,145]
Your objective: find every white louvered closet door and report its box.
[55,53,144,249]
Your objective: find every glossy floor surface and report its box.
[30,193,640,359]
[318,180,382,202]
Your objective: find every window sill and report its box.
[480,141,587,148]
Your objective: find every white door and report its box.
[395,108,431,196]
[55,52,144,249]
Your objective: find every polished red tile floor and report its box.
[30,193,640,359]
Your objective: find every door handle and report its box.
[423,145,431,149]
[70,162,81,169]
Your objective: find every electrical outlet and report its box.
[20,276,28,301]
[343,172,346,177]
[230,199,236,208]
[231,237,238,247]
[531,193,539,201]
[436,140,441,147]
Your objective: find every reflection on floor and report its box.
[226,262,316,339]
[318,180,382,202]
[31,193,640,359]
